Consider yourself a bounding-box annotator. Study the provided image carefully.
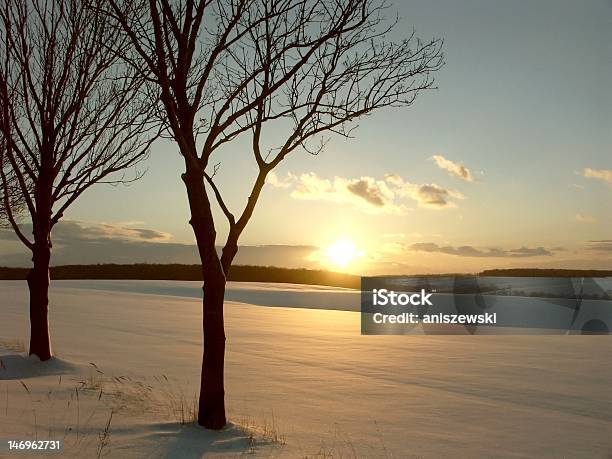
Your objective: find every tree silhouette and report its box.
[0,0,158,360]
[106,0,443,428]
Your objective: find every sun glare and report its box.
[326,239,359,269]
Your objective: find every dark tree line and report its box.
[0,264,362,288]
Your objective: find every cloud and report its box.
[416,184,461,207]
[431,155,474,182]
[378,241,407,255]
[409,242,553,258]
[266,171,293,188]
[0,220,173,245]
[0,220,320,268]
[0,220,171,243]
[268,171,464,212]
[383,232,423,239]
[346,177,391,207]
[385,174,464,208]
[586,240,612,252]
[46,220,172,243]
[575,213,597,223]
[290,173,408,214]
[582,168,612,184]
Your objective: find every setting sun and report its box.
[326,239,360,269]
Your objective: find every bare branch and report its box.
[209,0,443,261]
[0,0,159,250]
[204,165,235,226]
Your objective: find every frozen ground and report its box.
[0,280,611,458]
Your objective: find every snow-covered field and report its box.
[0,280,611,458]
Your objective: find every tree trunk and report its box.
[199,274,227,429]
[27,241,52,361]
[182,163,227,430]
[220,232,238,275]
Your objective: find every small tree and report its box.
[107,0,442,428]
[0,0,157,360]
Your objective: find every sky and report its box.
[1,0,611,274]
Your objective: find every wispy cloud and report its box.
[582,168,612,184]
[409,242,553,258]
[431,155,474,182]
[0,220,172,243]
[575,213,597,223]
[0,220,321,268]
[586,240,612,252]
[383,232,423,239]
[379,241,408,255]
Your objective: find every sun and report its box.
[326,238,359,269]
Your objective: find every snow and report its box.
[0,280,611,458]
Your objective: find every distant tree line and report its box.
[480,269,612,278]
[0,264,361,288]
[1,265,609,287]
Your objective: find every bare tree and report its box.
[0,0,157,360]
[106,0,442,428]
